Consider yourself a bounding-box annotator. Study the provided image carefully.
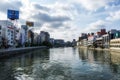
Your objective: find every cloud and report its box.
[31,12,71,23]
[0,0,22,14]
[74,0,113,11]
[33,3,50,11]
[19,1,72,31]
[84,20,106,32]
[106,10,120,21]
[0,0,119,41]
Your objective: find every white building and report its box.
[88,35,96,46]
[0,20,15,47]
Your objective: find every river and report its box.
[0,47,120,80]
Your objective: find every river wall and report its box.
[0,46,47,58]
[78,46,120,53]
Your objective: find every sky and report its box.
[0,0,120,41]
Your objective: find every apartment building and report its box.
[0,20,15,47]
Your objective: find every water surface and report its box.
[0,47,120,80]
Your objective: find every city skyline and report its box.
[0,0,120,41]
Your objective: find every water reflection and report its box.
[78,48,111,64]
[0,48,120,80]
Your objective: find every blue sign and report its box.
[7,9,19,20]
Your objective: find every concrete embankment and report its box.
[78,46,110,51]
[0,46,47,58]
[78,46,120,53]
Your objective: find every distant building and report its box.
[102,34,109,48]
[87,35,96,47]
[49,38,54,46]
[65,41,72,47]
[72,39,77,47]
[33,33,39,46]
[39,31,50,44]
[100,29,107,35]
[110,38,120,52]
[95,37,103,48]
[20,25,28,47]
[108,29,117,39]
[54,39,65,47]
[28,30,34,46]
[81,39,88,47]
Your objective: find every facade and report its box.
[49,38,54,46]
[28,30,34,46]
[102,34,109,48]
[0,20,15,48]
[0,25,2,46]
[54,39,65,47]
[88,35,96,47]
[110,38,120,49]
[39,31,50,44]
[95,37,103,48]
[33,33,39,45]
[72,39,77,47]
[20,25,28,47]
[80,39,88,47]
[109,29,117,39]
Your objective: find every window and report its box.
[0,25,1,30]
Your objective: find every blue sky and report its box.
[0,0,120,41]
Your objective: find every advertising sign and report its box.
[26,21,34,27]
[7,9,19,20]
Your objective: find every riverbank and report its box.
[78,46,109,51]
[0,46,47,58]
[78,46,120,53]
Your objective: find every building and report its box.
[0,25,2,46]
[28,30,34,46]
[100,29,107,35]
[33,33,39,46]
[20,25,28,47]
[0,20,15,48]
[102,34,109,48]
[109,29,117,39]
[39,31,50,44]
[110,38,120,52]
[78,33,88,46]
[95,37,103,48]
[87,35,96,47]
[80,39,88,47]
[72,39,77,47]
[49,38,54,46]
[54,39,65,47]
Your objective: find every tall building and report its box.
[20,25,28,46]
[0,20,15,48]
[28,30,34,46]
[33,32,39,45]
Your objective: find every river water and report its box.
[0,47,120,80]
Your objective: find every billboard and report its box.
[7,9,19,20]
[26,21,34,27]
